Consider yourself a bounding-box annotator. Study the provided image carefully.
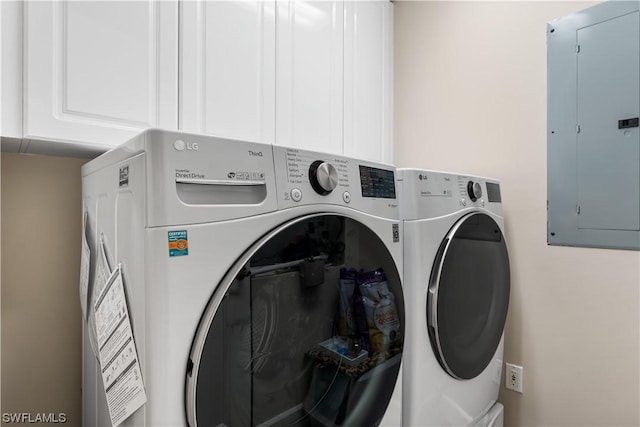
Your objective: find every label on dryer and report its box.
[418,173,453,197]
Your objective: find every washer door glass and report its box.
[428,212,510,380]
[186,214,404,427]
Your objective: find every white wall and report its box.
[394,1,640,426]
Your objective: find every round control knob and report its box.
[309,161,338,195]
[467,181,482,202]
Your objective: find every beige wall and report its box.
[395,1,640,426]
[1,153,86,426]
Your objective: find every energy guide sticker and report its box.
[168,231,189,257]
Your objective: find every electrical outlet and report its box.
[505,363,523,393]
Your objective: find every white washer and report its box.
[82,129,405,427]
[397,169,510,427]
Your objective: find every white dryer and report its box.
[397,169,510,427]
[82,129,405,427]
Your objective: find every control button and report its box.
[460,198,467,207]
[291,188,302,202]
[309,160,338,195]
[343,191,351,203]
[467,181,483,202]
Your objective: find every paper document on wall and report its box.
[94,265,147,426]
[79,213,90,320]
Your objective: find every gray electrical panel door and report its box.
[577,12,639,231]
[548,1,640,250]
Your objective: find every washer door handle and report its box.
[176,178,265,186]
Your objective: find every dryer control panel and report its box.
[397,169,503,220]
[273,146,399,219]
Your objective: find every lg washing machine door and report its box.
[185,214,404,427]
[427,212,510,380]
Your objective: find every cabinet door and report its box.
[1,1,23,141]
[344,0,393,163]
[25,1,178,150]
[180,1,276,144]
[276,0,344,154]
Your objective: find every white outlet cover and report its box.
[505,363,523,393]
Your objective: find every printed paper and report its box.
[93,236,113,303]
[87,238,113,359]
[94,266,147,426]
[80,213,90,320]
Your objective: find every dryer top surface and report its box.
[397,168,503,220]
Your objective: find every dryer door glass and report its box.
[427,212,510,380]
[186,214,404,427]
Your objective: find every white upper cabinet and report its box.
[275,0,344,154]
[1,1,23,141]
[11,0,392,160]
[344,0,393,164]
[180,1,276,144]
[275,0,393,162]
[24,1,178,150]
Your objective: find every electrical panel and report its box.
[547,1,640,250]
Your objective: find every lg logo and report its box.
[174,140,199,151]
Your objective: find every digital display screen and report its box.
[359,166,396,199]
[486,182,502,202]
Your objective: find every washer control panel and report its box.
[273,146,398,218]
